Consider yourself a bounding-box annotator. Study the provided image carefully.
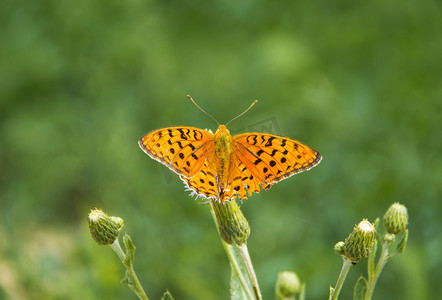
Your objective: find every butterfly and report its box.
[139,96,322,202]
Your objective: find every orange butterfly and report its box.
[139,96,322,202]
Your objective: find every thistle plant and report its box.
[328,203,409,300]
[87,209,151,300]
[330,219,376,300]
[209,199,262,300]
[88,202,409,300]
[361,203,409,300]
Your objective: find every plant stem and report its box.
[208,201,257,300]
[235,244,263,300]
[110,239,149,300]
[222,241,256,300]
[331,258,353,300]
[364,240,391,300]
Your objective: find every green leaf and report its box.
[353,276,368,300]
[161,290,175,300]
[120,272,131,286]
[367,238,377,279]
[230,262,248,300]
[123,233,135,267]
[373,218,383,240]
[395,229,408,255]
[329,286,335,300]
[225,243,252,300]
[373,218,380,230]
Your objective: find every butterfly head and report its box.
[214,125,231,141]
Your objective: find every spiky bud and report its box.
[275,271,301,299]
[383,202,408,234]
[211,199,250,246]
[343,219,375,263]
[88,209,124,245]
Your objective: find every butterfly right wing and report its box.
[232,133,322,189]
[138,126,214,178]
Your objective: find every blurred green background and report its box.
[1,0,441,299]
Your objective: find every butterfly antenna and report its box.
[187,95,219,125]
[226,99,258,126]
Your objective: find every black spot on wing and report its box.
[265,136,276,147]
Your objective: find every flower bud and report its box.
[334,241,345,256]
[88,209,124,245]
[343,219,375,263]
[383,202,408,234]
[211,199,250,246]
[275,271,301,299]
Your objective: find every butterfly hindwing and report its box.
[180,160,218,199]
[138,126,214,178]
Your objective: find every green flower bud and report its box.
[88,209,124,245]
[334,241,345,256]
[343,219,375,263]
[383,202,408,234]
[211,199,250,246]
[275,271,301,299]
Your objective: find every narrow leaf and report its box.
[373,218,380,231]
[230,263,248,300]
[367,238,377,279]
[227,244,252,300]
[299,283,306,300]
[353,276,368,300]
[161,290,175,300]
[123,233,135,267]
[395,229,408,255]
[329,286,335,300]
[373,218,383,240]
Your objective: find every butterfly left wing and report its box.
[138,126,214,178]
[232,133,322,190]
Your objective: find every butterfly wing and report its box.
[180,160,219,200]
[138,126,214,178]
[232,133,322,191]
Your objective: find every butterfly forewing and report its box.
[138,126,214,178]
[232,133,322,187]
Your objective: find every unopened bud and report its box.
[334,241,345,256]
[275,271,301,299]
[88,209,124,245]
[383,202,408,234]
[343,219,375,263]
[211,200,250,246]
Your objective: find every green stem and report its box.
[235,244,263,300]
[110,240,149,300]
[208,202,256,300]
[222,241,256,300]
[364,240,391,300]
[331,258,353,300]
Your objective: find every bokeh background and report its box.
[1,0,441,299]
